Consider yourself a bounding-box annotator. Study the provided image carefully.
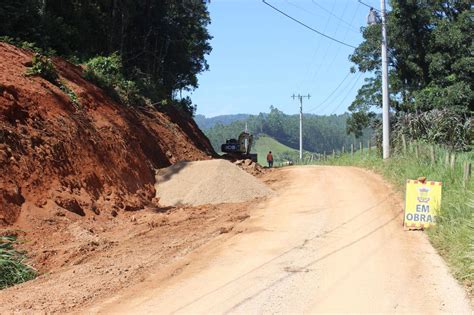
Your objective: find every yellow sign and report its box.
[404,179,442,229]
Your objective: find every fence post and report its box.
[450,153,456,170]
[463,162,472,188]
[430,145,436,165]
[323,151,326,161]
[367,139,371,155]
[445,152,450,167]
[402,134,407,155]
[414,143,419,159]
[332,149,335,159]
[359,142,363,154]
[342,146,345,154]
[351,144,354,157]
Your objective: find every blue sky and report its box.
[187,0,380,117]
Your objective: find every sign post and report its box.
[404,179,442,230]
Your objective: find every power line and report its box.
[307,72,359,114]
[318,1,361,79]
[296,0,336,91]
[262,0,357,49]
[285,0,319,16]
[306,72,353,113]
[286,0,359,35]
[307,0,353,86]
[325,73,363,115]
[358,0,382,12]
[311,0,360,32]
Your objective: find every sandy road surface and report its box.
[91,166,471,314]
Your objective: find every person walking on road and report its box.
[266,151,273,168]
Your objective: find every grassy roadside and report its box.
[318,145,473,296]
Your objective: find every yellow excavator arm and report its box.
[238,132,253,155]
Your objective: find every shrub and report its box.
[83,53,122,88]
[0,236,36,289]
[1,37,57,57]
[25,53,59,85]
[392,108,472,151]
[84,53,142,106]
[59,83,81,109]
[174,96,197,117]
[24,53,81,108]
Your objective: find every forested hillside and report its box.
[195,114,251,130]
[1,0,211,114]
[205,106,372,154]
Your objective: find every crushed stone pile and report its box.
[233,159,265,176]
[155,159,274,206]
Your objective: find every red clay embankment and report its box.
[0,42,215,226]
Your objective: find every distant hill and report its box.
[203,107,373,155]
[194,114,251,130]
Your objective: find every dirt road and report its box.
[91,166,471,314]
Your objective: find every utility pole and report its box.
[380,0,390,159]
[367,2,390,159]
[292,94,310,160]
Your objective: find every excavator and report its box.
[221,131,258,162]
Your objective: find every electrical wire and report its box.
[306,0,351,86]
[262,0,357,49]
[311,0,360,32]
[324,73,363,115]
[306,72,355,113]
[307,72,357,113]
[318,1,361,79]
[304,2,363,113]
[295,0,336,91]
[285,0,320,16]
[286,0,359,35]
[358,0,382,12]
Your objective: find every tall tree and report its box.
[0,0,212,103]
[348,0,473,139]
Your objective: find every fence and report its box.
[311,139,472,188]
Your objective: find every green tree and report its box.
[0,0,212,107]
[348,0,472,147]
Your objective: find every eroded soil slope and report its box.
[0,42,215,226]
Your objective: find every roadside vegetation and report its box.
[0,236,36,289]
[318,144,473,295]
[339,1,473,294]
[1,1,212,116]
[25,52,81,109]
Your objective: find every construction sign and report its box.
[404,179,442,230]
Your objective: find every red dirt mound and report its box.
[0,42,215,226]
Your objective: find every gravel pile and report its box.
[155,159,274,206]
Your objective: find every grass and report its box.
[317,144,474,295]
[0,236,36,289]
[253,135,315,166]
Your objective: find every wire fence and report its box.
[292,139,472,188]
